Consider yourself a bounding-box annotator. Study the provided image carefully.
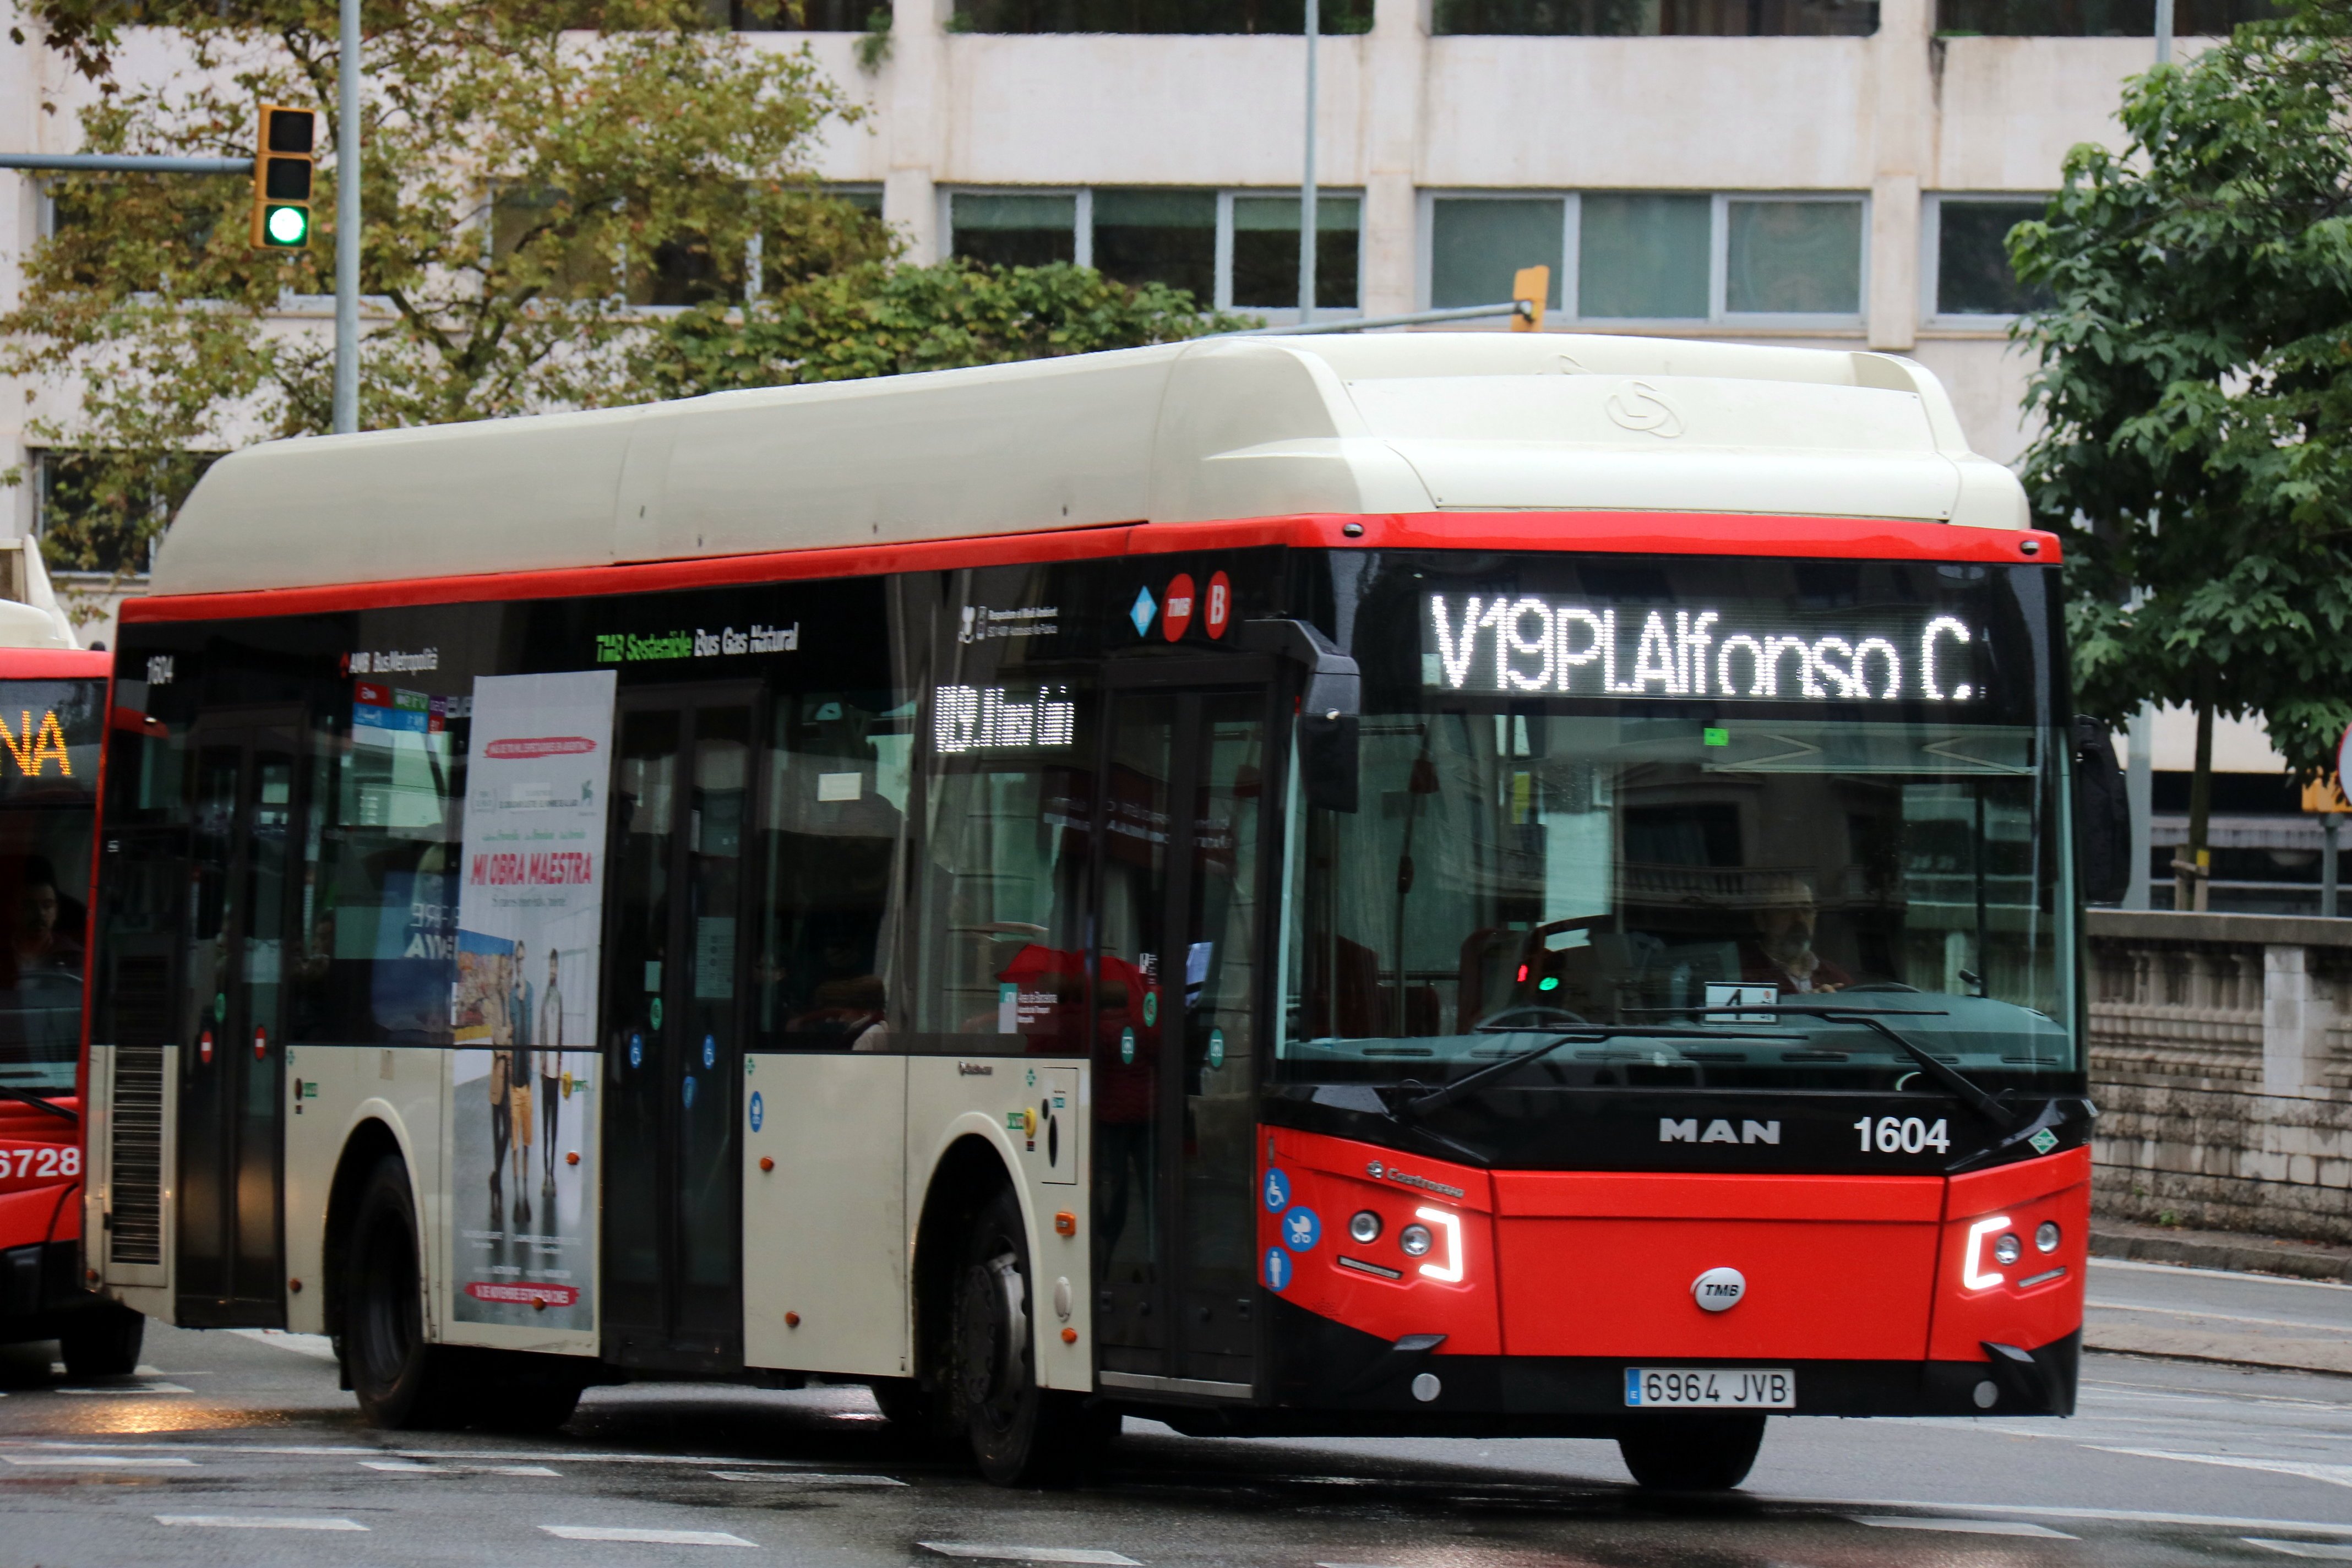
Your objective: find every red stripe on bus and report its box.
[120,512,2061,625]
[0,650,115,675]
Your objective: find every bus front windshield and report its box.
[1278,554,2076,1091]
[0,677,103,1099]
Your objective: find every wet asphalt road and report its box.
[4,1261,2352,1567]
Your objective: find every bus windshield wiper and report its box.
[0,1080,77,1123]
[1396,1026,1788,1120]
[1627,1003,2019,1129]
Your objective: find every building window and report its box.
[951,0,1368,35]
[1934,0,2275,35]
[1925,195,2054,320]
[1428,191,1865,325]
[947,188,1363,314]
[703,0,871,25]
[1435,0,1875,35]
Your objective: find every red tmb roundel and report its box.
[1205,571,1232,639]
[1163,573,1196,642]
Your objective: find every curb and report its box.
[2092,1227,2352,1286]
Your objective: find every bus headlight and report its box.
[1993,1233,2023,1266]
[2035,1221,2061,1254]
[1412,1207,1464,1283]
[1399,1224,1432,1257]
[1349,1210,1382,1244]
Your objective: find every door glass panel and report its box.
[235,751,293,1299]
[176,745,242,1303]
[1095,694,1172,1366]
[602,708,680,1335]
[1177,696,1264,1383]
[678,705,750,1340]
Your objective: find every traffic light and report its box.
[1510,265,1549,332]
[250,104,316,249]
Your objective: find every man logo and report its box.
[1659,1118,1781,1145]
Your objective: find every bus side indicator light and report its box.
[1054,1210,1076,1237]
[566,1151,579,1166]
[288,1278,302,1293]
[786,1312,801,1329]
[1061,1327,1077,1344]
[760,1157,775,1173]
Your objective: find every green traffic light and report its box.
[264,204,308,247]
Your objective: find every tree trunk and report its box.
[2183,685,2215,912]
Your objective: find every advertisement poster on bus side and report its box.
[449,670,616,1333]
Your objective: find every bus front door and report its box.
[600,688,758,1371]
[1094,679,1271,1396]
[175,718,300,1328]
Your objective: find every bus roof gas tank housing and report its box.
[153,333,2026,598]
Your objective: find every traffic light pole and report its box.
[333,0,361,435]
[1298,0,1317,326]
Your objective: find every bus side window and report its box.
[911,696,1095,1057]
[752,692,911,1052]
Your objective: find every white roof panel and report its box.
[151,333,2027,597]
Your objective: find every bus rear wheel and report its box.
[345,1155,469,1429]
[1616,1413,1767,1491]
[951,1186,1101,1486]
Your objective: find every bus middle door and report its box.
[601,685,759,1372]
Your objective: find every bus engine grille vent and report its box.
[108,1043,165,1266]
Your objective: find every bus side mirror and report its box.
[2073,714,2131,905]
[1240,618,1360,814]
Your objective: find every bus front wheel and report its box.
[1616,1413,1767,1490]
[345,1155,469,1429]
[951,1186,1103,1485]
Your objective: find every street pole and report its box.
[333,0,361,435]
[2125,702,2154,910]
[2155,0,2173,64]
[2325,814,2340,919]
[1298,0,1316,325]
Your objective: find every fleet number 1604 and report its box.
[1853,1115,1948,1154]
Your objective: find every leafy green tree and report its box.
[636,259,1255,397]
[2010,0,2352,901]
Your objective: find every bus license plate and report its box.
[1624,1368,1795,1409]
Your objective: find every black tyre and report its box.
[950,1186,1104,1485]
[870,1376,959,1451]
[344,1155,471,1429]
[1616,1412,1767,1490]
[58,1304,144,1379]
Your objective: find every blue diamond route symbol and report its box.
[1129,585,1157,638]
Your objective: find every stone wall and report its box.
[2088,910,2352,1244]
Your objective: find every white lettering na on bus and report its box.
[1424,594,1977,704]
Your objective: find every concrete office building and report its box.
[0,0,2307,903]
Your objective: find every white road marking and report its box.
[2248,1543,2352,1561]
[227,1329,339,1361]
[5,1455,195,1468]
[2091,1448,2352,1490]
[709,1470,905,1486]
[541,1526,758,1547]
[1775,1496,2352,1536]
[362,1460,559,1476]
[2093,1258,2352,1292]
[54,1383,194,1395]
[157,1515,367,1531]
[920,1545,1142,1565]
[0,1438,816,1466]
[2087,1299,2352,1333]
[1851,1516,2076,1538]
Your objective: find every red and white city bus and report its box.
[0,545,145,1376]
[80,334,2108,1486]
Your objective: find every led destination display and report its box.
[1423,594,1981,704]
